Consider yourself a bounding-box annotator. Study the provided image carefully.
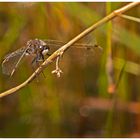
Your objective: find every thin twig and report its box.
[52,55,63,78]
[0,2,139,98]
[118,14,140,23]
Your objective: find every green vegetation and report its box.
[0,2,140,138]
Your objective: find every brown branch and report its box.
[0,2,139,98]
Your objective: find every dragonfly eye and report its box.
[42,48,49,55]
[39,46,43,49]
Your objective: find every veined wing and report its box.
[2,47,27,76]
[44,39,103,66]
[44,39,102,61]
[44,39,102,51]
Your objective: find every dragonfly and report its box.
[2,38,102,76]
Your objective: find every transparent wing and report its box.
[44,39,103,66]
[44,39,102,52]
[2,47,26,76]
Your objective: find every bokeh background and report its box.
[0,2,140,138]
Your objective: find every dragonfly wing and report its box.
[44,39,102,52]
[44,39,102,61]
[2,47,26,76]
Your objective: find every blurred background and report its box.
[0,2,140,138]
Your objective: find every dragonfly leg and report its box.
[40,53,46,78]
[32,54,46,78]
[31,57,37,65]
[31,55,45,82]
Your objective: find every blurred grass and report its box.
[0,2,140,138]
[104,2,114,137]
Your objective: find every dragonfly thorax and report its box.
[25,39,50,57]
